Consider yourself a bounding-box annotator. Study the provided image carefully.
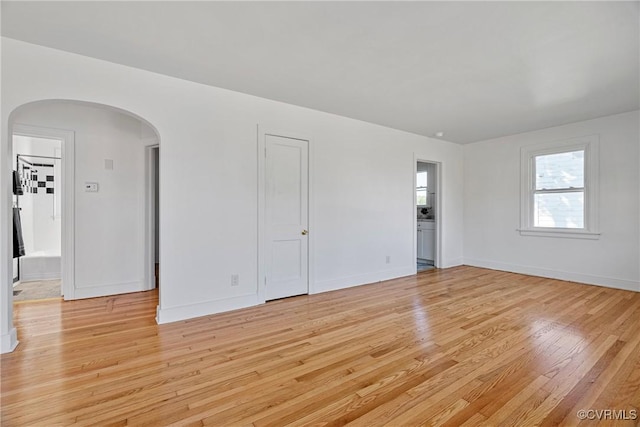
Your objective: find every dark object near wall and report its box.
[13,171,23,195]
[13,207,25,258]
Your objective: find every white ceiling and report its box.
[2,1,638,143]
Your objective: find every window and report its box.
[534,150,584,228]
[417,171,428,206]
[520,135,599,239]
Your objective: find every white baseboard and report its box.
[313,266,415,294]
[156,265,416,324]
[71,280,146,299]
[1,328,18,354]
[20,271,61,282]
[441,257,464,269]
[156,293,259,324]
[464,258,640,292]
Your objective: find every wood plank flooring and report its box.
[2,266,639,426]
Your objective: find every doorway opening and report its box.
[4,100,162,353]
[146,145,160,291]
[8,101,160,301]
[416,161,439,272]
[12,127,71,302]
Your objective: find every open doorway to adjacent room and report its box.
[147,145,160,291]
[12,131,64,301]
[416,161,439,272]
[7,100,161,316]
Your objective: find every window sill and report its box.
[517,228,601,240]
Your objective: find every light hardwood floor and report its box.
[2,266,639,426]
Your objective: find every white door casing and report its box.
[12,124,75,300]
[263,134,309,301]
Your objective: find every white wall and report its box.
[463,110,640,291]
[1,38,465,342]
[427,163,436,213]
[11,102,154,298]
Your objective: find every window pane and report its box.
[417,171,427,188]
[535,150,584,190]
[534,192,584,228]
[417,189,427,206]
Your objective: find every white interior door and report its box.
[265,134,309,301]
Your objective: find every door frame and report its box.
[143,143,159,292]
[257,126,314,303]
[12,123,76,299]
[413,156,442,271]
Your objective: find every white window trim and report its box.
[519,135,600,239]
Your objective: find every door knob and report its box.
[301,229,308,235]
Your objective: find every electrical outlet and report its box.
[231,274,239,286]
[386,256,391,264]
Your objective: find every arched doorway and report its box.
[3,100,161,352]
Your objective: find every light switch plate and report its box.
[84,182,99,192]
